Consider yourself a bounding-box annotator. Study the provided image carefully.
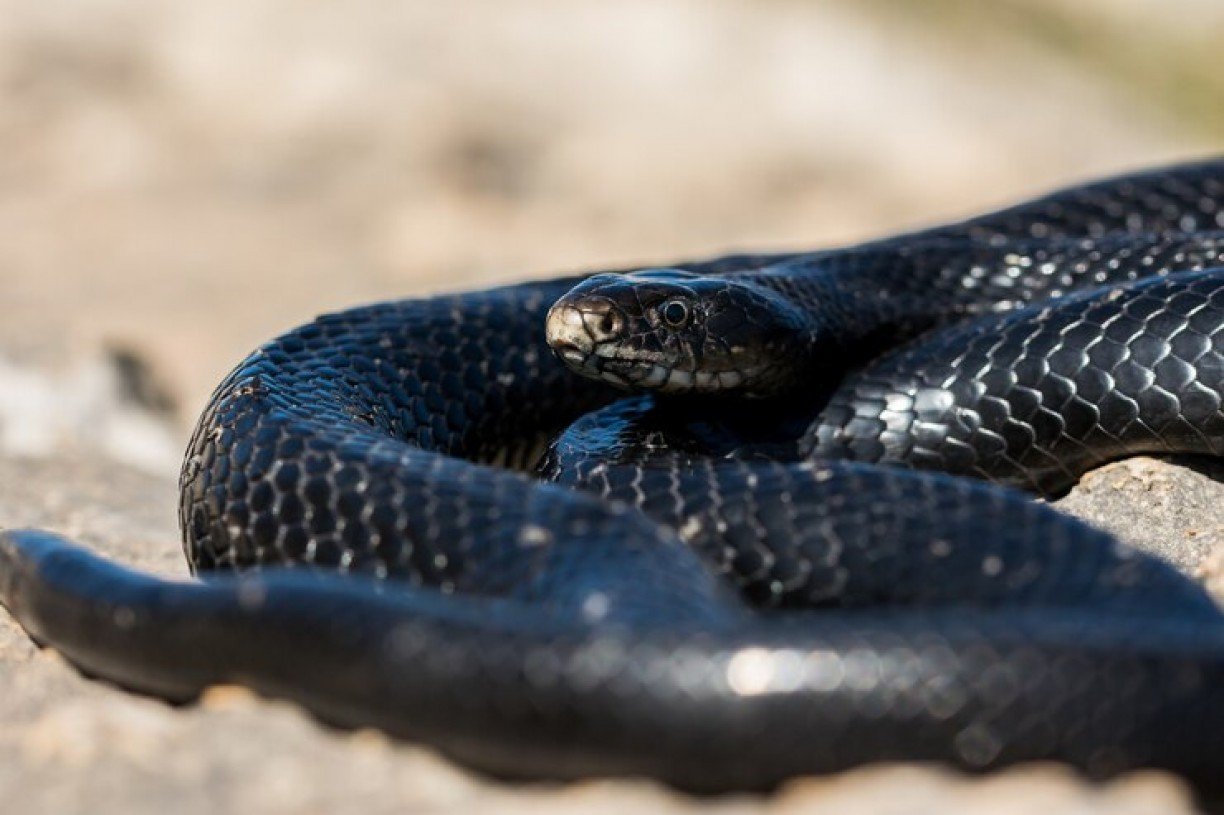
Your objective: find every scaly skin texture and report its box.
[545,158,1224,396]
[0,158,1223,794]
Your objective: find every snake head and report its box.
[545,269,816,397]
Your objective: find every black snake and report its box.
[2,158,1224,794]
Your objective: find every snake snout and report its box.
[546,300,626,365]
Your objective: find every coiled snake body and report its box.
[2,159,1224,792]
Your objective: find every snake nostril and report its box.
[582,307,623,340]
[599,312,622,336]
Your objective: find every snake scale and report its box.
[2,158,1224,793]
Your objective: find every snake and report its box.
[2,158,1224,794]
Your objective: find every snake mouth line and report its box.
[554,345,589,367]
[569,350,758,392]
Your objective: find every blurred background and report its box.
[0,0,1222,470]
[1,4,1223,812]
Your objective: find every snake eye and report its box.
[660,299,691,328]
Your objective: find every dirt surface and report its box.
[1,1,1222,813]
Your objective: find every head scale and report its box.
[545,269,814,397]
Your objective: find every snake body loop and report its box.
[1,158,1224,793]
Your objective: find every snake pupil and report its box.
[662,300,689,327]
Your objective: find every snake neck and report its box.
[734,230,1224,395]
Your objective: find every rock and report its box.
[1055,457,1224,573]
[0,351,181,477]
